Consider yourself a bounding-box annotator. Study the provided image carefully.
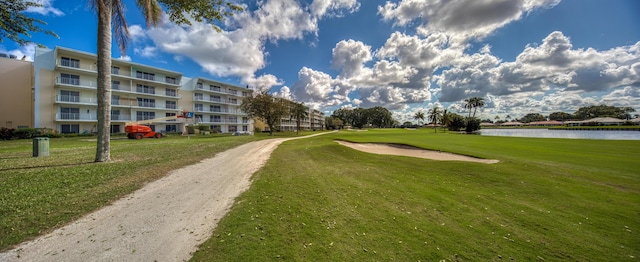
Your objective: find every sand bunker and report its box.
[335,140,499,164]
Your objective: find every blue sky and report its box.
[2,0,639,122]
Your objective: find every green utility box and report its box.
[33,137,50,157]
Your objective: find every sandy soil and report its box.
[335,140,499,164]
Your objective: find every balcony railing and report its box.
[55,95,98,104]
[56,113,132,122]
[56,77,97,88]
[57,61,96,71]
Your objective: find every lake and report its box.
[480,128,640,140]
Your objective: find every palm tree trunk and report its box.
[95,0,112,162]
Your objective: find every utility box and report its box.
[33,137,50,157]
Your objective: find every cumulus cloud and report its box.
[331,40,372,78]
[310,0,360,18]
[378,0,560,44]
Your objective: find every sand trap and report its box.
[335,140,499,164]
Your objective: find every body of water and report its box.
[480,128,640,140]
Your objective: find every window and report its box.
[210,85,221,92]
[166,112,177,122]
[166,88,177,97]
[111,125,121,133]
[165,125,177,132]
[166,100,177,109]
[60,73,80,85]
[243,117,249,124]
[195,104,203,111]
[137,98,155,108]
[194,93,203,100]
[136,111,155,121]
[60,57,79,68]
[228,98,238,104]
[228,89,237,95]
[212,105,221,112]
[229,116,237,123]
[242,91,248,97]
[136,84,155,94]
[242,125,248,131]
[213,115,221,122]
[112,80,120,90]
[111,66,120,75]
[61,124,80,134]
[196,83,203,89]
[229,126,237,132]
[136,71,155,81]
[211,96,221,102]
[111,95,120,105]
[60,107,80,120]
[60,90,79,102]
[165,76,178,84]
[111,109,120,120]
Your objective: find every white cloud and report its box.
[25,0,64,16]
[310,0,360,18]
[378,0,560,44]
[331,39,372,78]
[1,43,36,61]
[134,46,157,58]
[128,25,146,42]
[118,55,131,61]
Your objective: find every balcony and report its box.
[195,85,247,97]
[55,95,98,105]
[55,77,97,89]
[56,61,97,73]
[56,113,131,122]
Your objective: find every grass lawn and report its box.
[192,129,640,261]
[0,132,309,250]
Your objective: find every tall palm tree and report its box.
[289,102,308,135]
[471,97,485,118]
[441,109,450,132]
[413,111,425,126]
[464,98,474,118]
[427,106,442,133]
[506,114,511,122]
[92,0,240,162]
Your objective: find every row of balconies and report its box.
[195,84,249,97]
[57,60,181,87]
[56,77,182,99]
[55,95,182,110]
[194,97,240,105]
[193,108,243,114]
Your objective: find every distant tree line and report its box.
[488,105,637,123]
[327,107,395,129]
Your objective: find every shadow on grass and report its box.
[0,161,96,172]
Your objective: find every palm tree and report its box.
[506,115,511,122]
[92,0,241,162]
[413,111,425,127]
[463,97,485,118]
[472,97,485,118]
[427,106,442,133]
[290,102,309,135]
[441,109,450,132]
[464,98,474,118]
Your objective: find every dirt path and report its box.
[0,133,329,262]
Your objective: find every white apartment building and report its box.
[183,77,252,133]
[31,46,253,134]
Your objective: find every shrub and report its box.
[465,118,481,133]
[14,128,40,139]
[0,127,15,140]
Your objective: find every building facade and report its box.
[184,77,252,133]
[0,55,33,129]
[27,46,253,134]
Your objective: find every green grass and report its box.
[0,132,313,250]
[192,129,640,261]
